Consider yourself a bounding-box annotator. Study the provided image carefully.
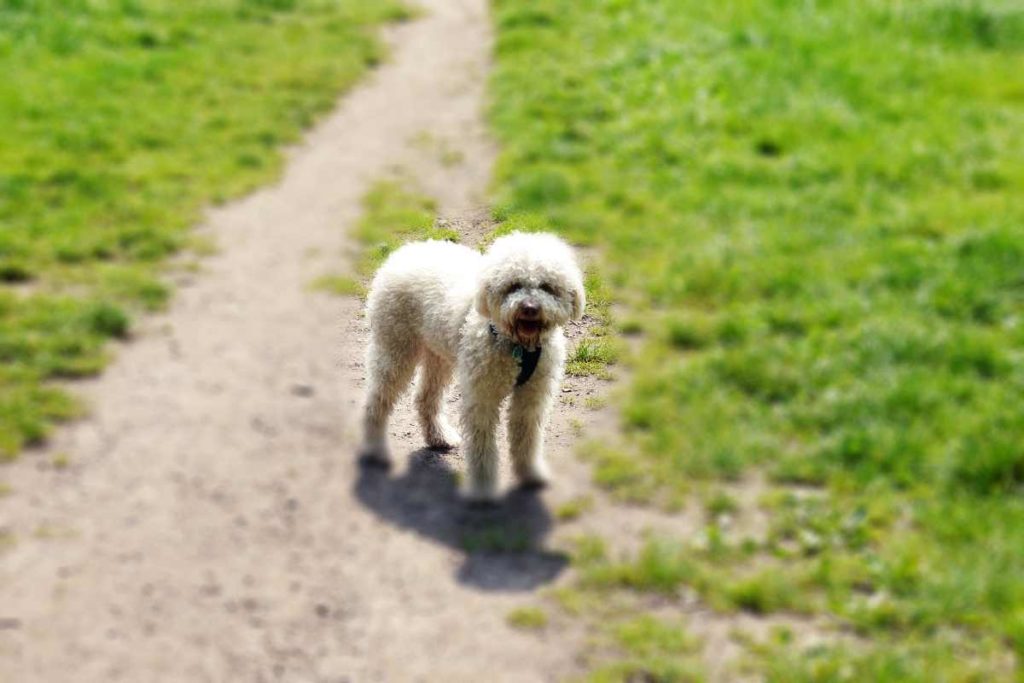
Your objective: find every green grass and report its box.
[309,273,364,297]
[506,606,548,630]
[585,616,704,683]
[555,494,594,522]
[490,0,1024,677]
[0,0,408,458]
[353,179,458,277]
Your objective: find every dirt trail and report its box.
[0,1,604,680]
[0,0,808,678]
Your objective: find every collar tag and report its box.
[489,324,542,386]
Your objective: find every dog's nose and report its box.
[520,300,541,319]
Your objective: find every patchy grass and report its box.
[0,0,408,458]
[353,179,457,277]
[744,627,1014,683]
[584,616,704,683]
[491,0,1024,676]
[566,337,617,378]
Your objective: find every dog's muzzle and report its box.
[513,299,545,342]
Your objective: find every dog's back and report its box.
[365,240,480,361]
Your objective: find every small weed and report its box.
[567,338,617,377]
[310,274,364,297]
[586,443,654,502]
[507,606,548,630]
[556,495,594,522]
[440,147,465,167]
[618,318,644,335]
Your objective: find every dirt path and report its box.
[0,1,609,680]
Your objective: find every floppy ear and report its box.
[475,281,492,318]
[570,272,586,320]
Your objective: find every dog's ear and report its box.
[570,272,586,320]
[475,281,492,319]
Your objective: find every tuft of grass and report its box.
[724,568,812,615]
[567,338,618,377]
[556,495,594,522]
[0,0,407,458]
[310,274,364,298]
[583,539,704,595]
[704,491,739,520]
[584,442,655,503]
[612,616,700,659]
[587,617,706,683]
[353,179,454,277]
[506,606,548,630]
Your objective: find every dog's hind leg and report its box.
[360,336,420,467]
[416,351,460,450]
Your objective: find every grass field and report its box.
[0,0,406,457]
[490,0,1024,679]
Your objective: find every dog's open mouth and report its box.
[515,319,543,336]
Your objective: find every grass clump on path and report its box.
[0,0,407,457]
[352,179,458,278]
[491,0,1024,677]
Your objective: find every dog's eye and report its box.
[506,282,523,294]
[540,283,558,295]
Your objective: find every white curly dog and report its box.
[359,232,585,503]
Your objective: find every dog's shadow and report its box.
[354,448,568,591]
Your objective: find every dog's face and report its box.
[475,232,585,348]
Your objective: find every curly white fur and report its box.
[359,232,585,502]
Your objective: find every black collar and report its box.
[489,323,542,387]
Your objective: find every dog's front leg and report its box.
[508,374,555,488]
[509,340,563,488]
[459,381,504,504]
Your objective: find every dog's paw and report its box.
[514,459,552,490]
[358,444,392,470]
[465,497,501,511]
[425,421,462,450]
[463,477,499,507]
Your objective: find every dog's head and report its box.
[475,232,585,348]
